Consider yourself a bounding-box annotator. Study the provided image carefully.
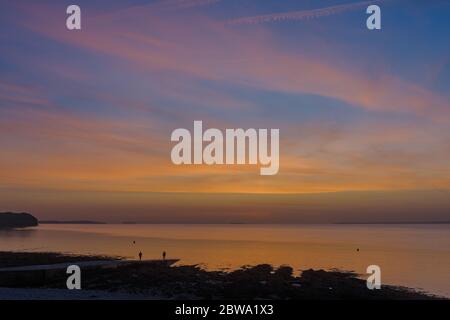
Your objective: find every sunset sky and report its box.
[1,0,449,222]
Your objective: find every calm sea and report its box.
[1,224,449,297]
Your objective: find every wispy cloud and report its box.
[13,1,449,120]
[94,0,221,21]
[226,0,383,25]
[162,0,221,10]
[3,0,450,196]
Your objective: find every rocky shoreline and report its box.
[0,251,445,300]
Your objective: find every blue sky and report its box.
[0,0,449,221]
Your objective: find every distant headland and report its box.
[39,220,106,224]
[0,212,38,229]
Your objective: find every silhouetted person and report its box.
[162,251,166,260]
[133,240,136,244]
[357,248,360,252]
[139,251,142,261]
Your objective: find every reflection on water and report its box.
[1,224,449,297]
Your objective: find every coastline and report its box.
[0,251,445,300]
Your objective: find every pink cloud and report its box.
[13,2,448,121]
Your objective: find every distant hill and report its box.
[39,220,106,224]
[0,212,38,229]
[336,221,450,224]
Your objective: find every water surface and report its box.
[1,224,449,297]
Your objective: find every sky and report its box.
[0,0,449,222]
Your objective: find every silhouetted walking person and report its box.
[138,251,142,261]
[162,251,166,260]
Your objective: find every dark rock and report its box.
[0,251,444,300]
[0,212,38,229]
